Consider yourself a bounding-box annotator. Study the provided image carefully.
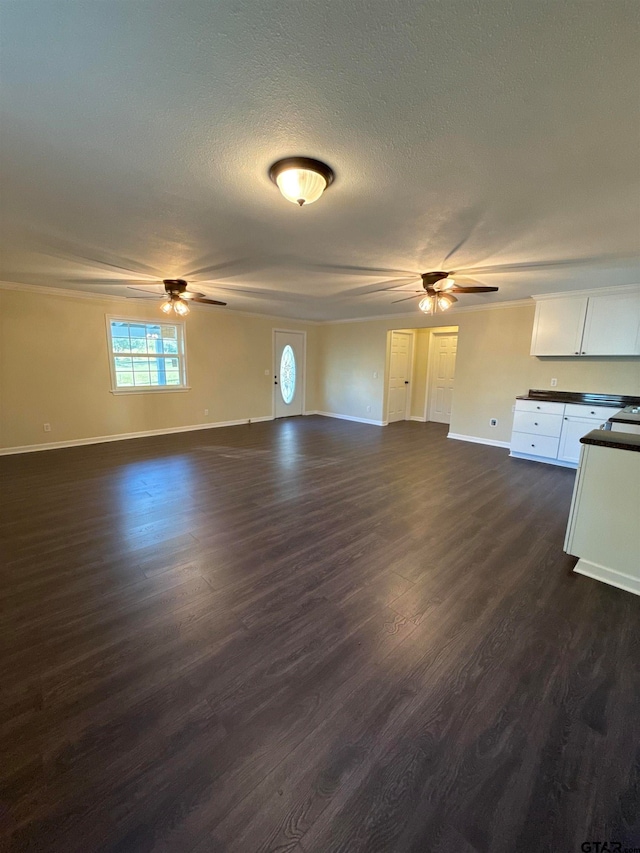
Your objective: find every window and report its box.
[280,344,296,404]
[106,318,188,392]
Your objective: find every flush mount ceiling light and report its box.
[269,157,335,206]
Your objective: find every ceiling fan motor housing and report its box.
[421,271,450,289]
[163,279,188,295]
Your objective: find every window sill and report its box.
[110,386,192,395]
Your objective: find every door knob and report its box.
[404,380,409,385]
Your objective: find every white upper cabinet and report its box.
[530,296,587,356]
[531,289,640,357]
[581,292,640,356]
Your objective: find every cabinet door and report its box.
[558,417,597,464]
[530,297,588,356]
[581,292,640,355]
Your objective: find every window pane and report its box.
[114,357,132,370]
[129,325,146,338]
[165,372,181,385]
[110,322,130,337]
[162,338,178,354]
[161,325,177,339]
[115,372,134,387]
[133,372,152,386]
[112,337,132,354]
[129,338,147,354]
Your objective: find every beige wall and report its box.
[2,286,639,452]
[315,303,640,444]
[0,287,318,450]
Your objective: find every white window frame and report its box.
[105,315,190,394]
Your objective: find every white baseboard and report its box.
[315,411,387,427]
[0,416,275,456]
[410,416,427,422]
[573,558,640,597]
[447,432,510,449]
[509,450,577,468]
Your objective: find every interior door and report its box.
[429,333,457,424]
[387,331,413,423]
[274,331,305,418]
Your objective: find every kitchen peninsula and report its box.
[564,426,640,596]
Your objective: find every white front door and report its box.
[387,331,413,423]
[274,331,305,418]
[429,333,457,424]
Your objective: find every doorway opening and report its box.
[385,326,458,425]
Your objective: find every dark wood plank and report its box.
[0,418,638,852]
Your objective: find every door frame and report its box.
[385,329,416,423]
[272,329,307,419]
[424,329,458,422]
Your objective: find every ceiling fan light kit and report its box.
[269,157,334,206]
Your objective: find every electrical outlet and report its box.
[550,378,558,387]
[204,408,209,416]
[43,423,51,432]
[373,371,378,379]
[366,405,371,413]
[264,369,270,376]
[489,418,498,427]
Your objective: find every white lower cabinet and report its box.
[557,417,598,464]
[510,400,621,467]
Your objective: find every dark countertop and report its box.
[608,409,640,426]
[580,429,640,452]
[516,389,640,407]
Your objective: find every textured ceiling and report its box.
[1,0,639,320]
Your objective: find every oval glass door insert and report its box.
[280,344,296,404]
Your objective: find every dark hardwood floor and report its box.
[1,417,639,853]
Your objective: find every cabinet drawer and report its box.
[513,411,563,437]
[515,400,565,415]
[510,432,560,459]
[563,403,622,420]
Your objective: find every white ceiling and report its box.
[1,0,639,321]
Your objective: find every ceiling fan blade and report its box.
[125,295,162,299]
[127,285,164,295]
[182,290,205,299]
[190,297,227,306]
[391,294,423,304]
[448,286,499,293]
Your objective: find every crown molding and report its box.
[531,283,640,301]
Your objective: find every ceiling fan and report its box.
[126,279,227,316]
[387,271,498,313]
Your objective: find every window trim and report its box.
[105,315,190,394]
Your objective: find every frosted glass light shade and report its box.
[276,168,327,206]
[269,157,335,207]
[173,298,190,316]
[418,296,435,314]
[160,299,173,314]
[437,294,457,311]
